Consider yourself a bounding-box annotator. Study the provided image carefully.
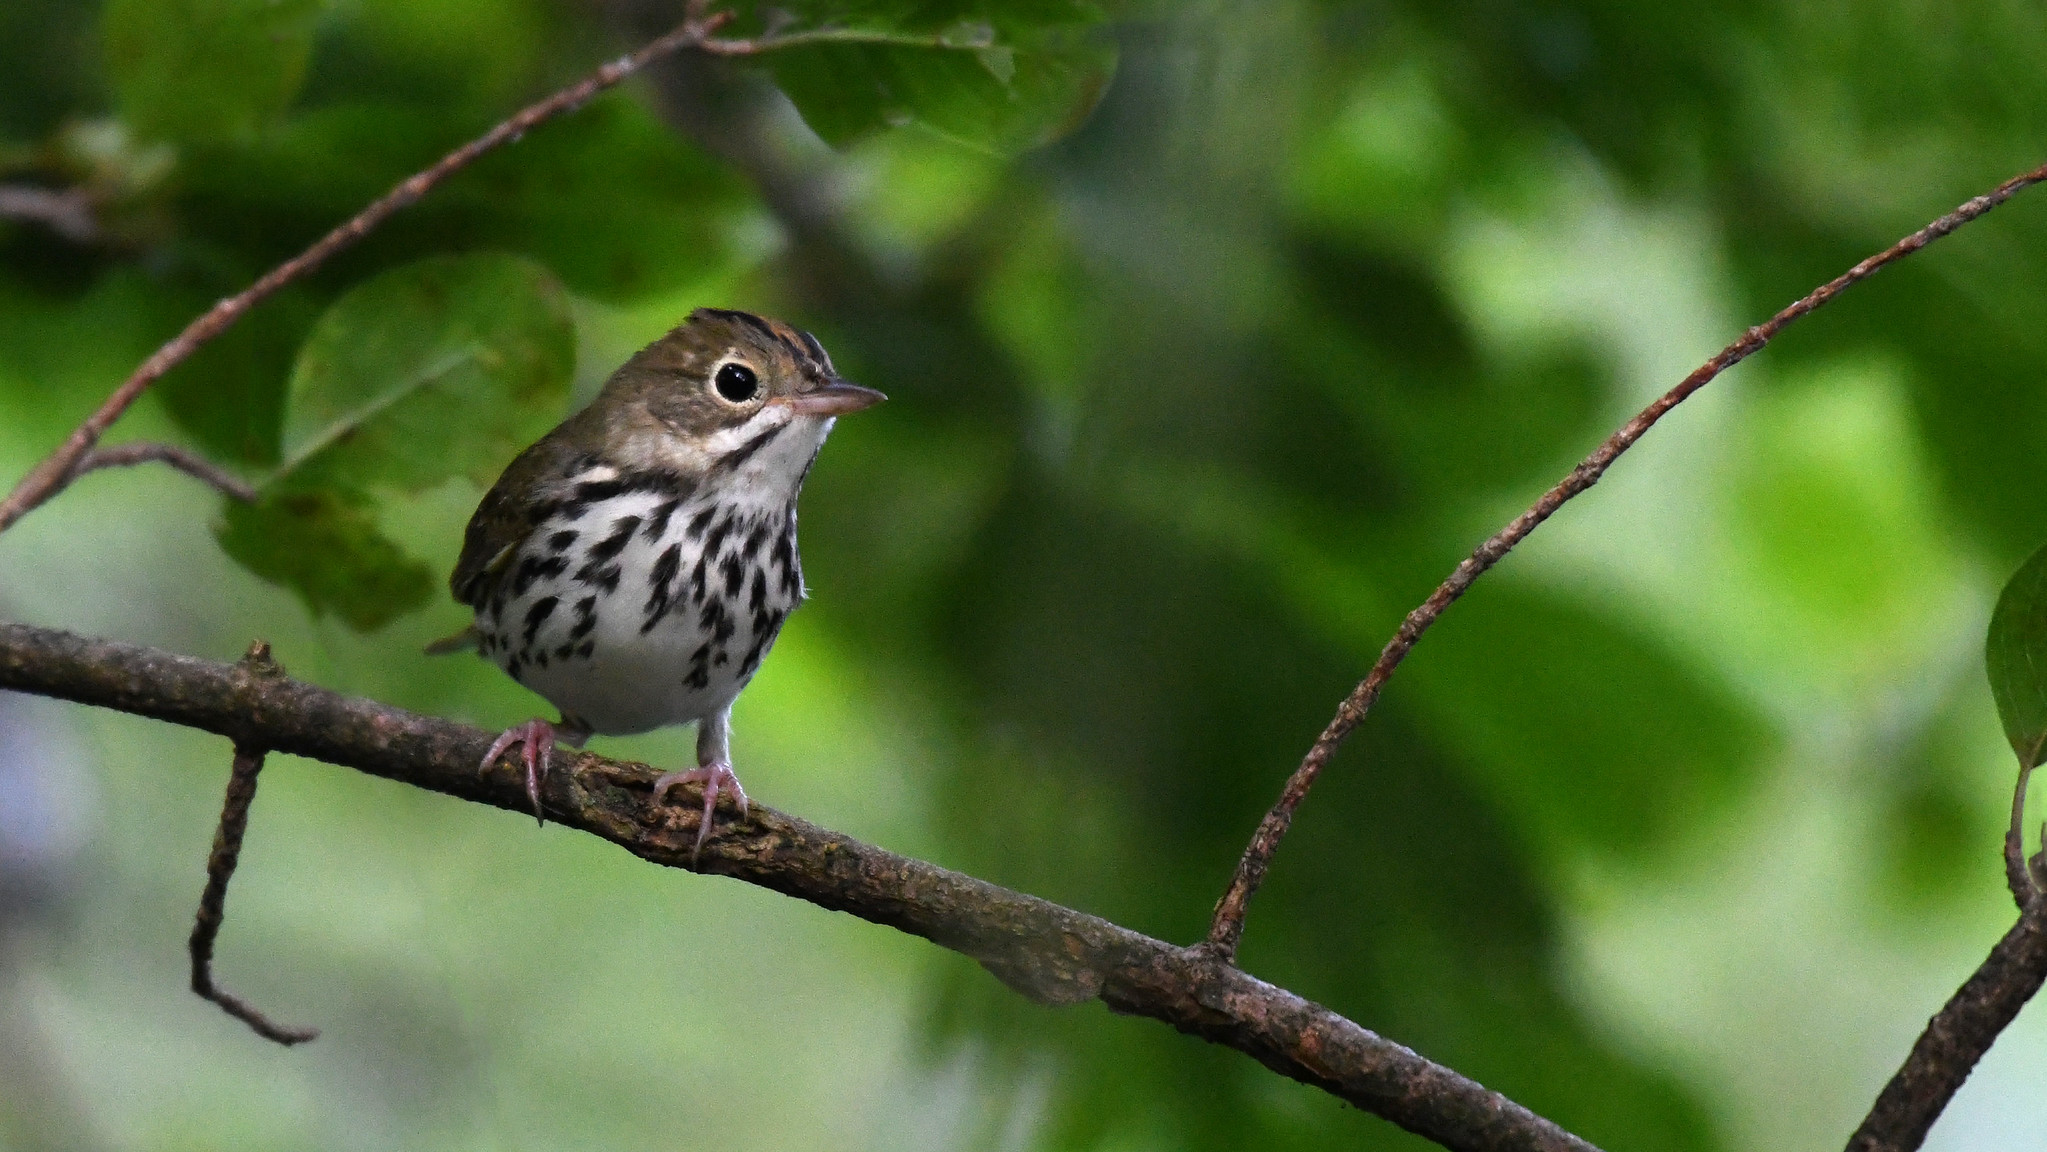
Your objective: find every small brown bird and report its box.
[438,308,883,855]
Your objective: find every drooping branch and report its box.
[188,682,319,1046]
[0,618,1599,1152]
[1205,160,2047,961]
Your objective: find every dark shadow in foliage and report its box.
[918,477,1717,1151]
[1402,581,1771,864]
[0,0,102,140]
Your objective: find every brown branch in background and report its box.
[0,620,1600,1152]
[190,743,319,1047]
[190,743,318,1047]
[186,642,316,1046]
[0,184,98,244]
[1845,761,2047,1152]
[1204,160,2047,962]
[0,12,736,536]
[70,442,257,503]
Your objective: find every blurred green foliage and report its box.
[4,1,2047,1151]
[219,252,576,627]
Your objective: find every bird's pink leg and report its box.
[480,718,589,825]
[651,706,749,861]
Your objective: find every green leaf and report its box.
[103,0,325,143]
[448,95,750,300]
[278,252,575,490]
[155,283,323,468]
[215,253,575,631]
[1404,584,1771,860]
[1988,539,2047,767]
[215,487,435,630]
[741,2,1116,151]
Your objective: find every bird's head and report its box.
[590,308,885,482]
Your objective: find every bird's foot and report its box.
[651,762,750,861]
[480,718,561,825]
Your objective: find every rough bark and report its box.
[0,618,1596,1152]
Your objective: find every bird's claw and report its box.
[651,762,750,861]
[481,718,557,825]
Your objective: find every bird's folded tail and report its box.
[424,624,480,656]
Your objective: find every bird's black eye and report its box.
[714,362,759,403]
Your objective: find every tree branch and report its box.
[1844,906,2047,1152]
[69,442,257,503]
[188,710,318,1046]
[0,4,1067,540]
[0,618,1598,1152]
[0,10,756,536]
[1205,160,2047,961]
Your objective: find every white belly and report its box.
[475,486,804,735]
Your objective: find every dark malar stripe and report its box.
[716,421,787,473]
[571,470,688,505]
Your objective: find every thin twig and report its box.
[70,442,257,503]
[0,11,734,536]
[1204,160,2047,961]
[0,184,98,244]
[190,741,316,1045]
[0,620,1598,1152]
[0,6,1017,538]
[2006,763,2035,908]
[187,642,316,1045]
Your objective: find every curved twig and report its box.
[0,12,746,535]
[70,442,257,503]
[0,619,1599,1152]
[185,641,316,1045]
[1205,160,2047,961]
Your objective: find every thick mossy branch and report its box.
[0,619,1596,1152]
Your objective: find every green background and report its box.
[3,1,2046,1149]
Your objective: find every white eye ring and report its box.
[711,359,760,404]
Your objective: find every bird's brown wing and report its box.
[450,437,581,607]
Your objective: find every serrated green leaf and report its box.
[103,0,325,143]
[215,486,434,630]
[741,2,1116,151]
[278,252,575,489]
[1988,539,2047,767]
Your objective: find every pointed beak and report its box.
[778,378,887,418]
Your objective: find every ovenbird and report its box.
[435,308,884,855]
